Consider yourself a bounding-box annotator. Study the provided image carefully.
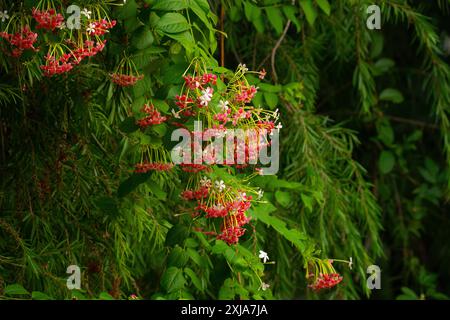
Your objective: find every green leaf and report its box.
[265,7,284,35]
[252,203,312,253]
[99,292,115,300]
[168,246,189,267]
[316,0,331,15]
[165,224,189,246]
[264,92,279,109]
[152,0,187,11]
[378,150,395,174]
[119,117,139,133]
[165,31,195,52]
[282,5,301,32]
[184,267,204,292]
[31,291,52,300]
[299,0,317,26]
[156,13,190,34]
[149,182,167,200]
[132,27,154,50]
[373,58,395,75]
[160,267,186,293]
[275,190,292,208]
[301,194,313,212]
[379,88,404,104]
[4,284,29,296]
[258,83,283,93]
[95,197,119,217]
[117,173,151,198]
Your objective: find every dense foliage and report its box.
[0,0,449,300]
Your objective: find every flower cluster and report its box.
[308,273,343,291]
[40,53,73,76]
[136,104,167,128]
[72,40,106,64]
[32,8,65,31]
[181,176,253,245]
[134,162,173,173]
[0,26,38,57]
[86,19,116,36]
[111,73,144,87]
[305,258,345,291]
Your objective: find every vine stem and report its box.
[220,4,225,68]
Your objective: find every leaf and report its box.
[275,190,292,208]
[165,224,189,246]
[282,5,301,32]
[165,31,195,52]
[31,291,52,300]
[299,0,317,26]
[99,292,115,300]
[373,58,395,75]
[258,83,283,93]
[301,194,313,212]
[149,182,167,200]
[168,246,189,267]
[132,27,154,50]
[95,197,119,217]
[152,0,187,11]
[265,7,284,35]
[184,267,204,291]
[155,13,190,34]
[160,267,186,293]
[4,284,29,295]
[378,150,395,174]
[119,117,139,133]
[264,92,279,109]
[252,203,312,253]
[379,88,404,104]
[316,0,331,15]
[117,173,151,198]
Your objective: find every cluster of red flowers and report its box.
[134,162,173,173]
[72,40,106,64]
[181,186,209,200]
[175,95,195,116]
[87,19,116,36]
[180,163,211,173]
[111,73,144,87]
[0,26,38,57]
[32,8,64,31]
[235,84,258,103]
[136,104,167,128]
[40,53,73,76]
[308,273,343,291]
[183,73,217,90]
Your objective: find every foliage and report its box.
[0,0,449,300]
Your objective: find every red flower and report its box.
[0,26,38,57]
[32,8,64,31]
[72,40,106,64]
[87,19,116,36]
[308,273,343,291]
[40,53,73,77]
[134,162,173,173]
[111,73,144,87]
[136,104,167,128]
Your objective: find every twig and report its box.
[271,19,291,83]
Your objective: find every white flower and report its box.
[238,63,248,73]
[219,100,229,112]
[199,87,213,107]
[87,23,96,34]
[349,257,353,270]
[275,122,283,130]
[200,176,211,188]
[257,189,264,200]
[259,250,269,263]
[238,192,247,201]
[260,282,270,291]
[81,8,92,19]
[57,22,67,30]
[273,108,279,120]
[0,10,9,22]
[171,108,180,119]
[215,180,226,192]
